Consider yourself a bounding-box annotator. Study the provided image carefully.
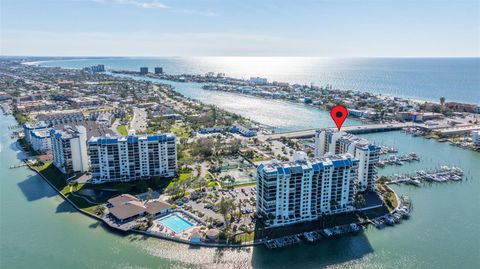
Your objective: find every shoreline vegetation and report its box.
[10,111,401,248]
[3,61,411,248]
[23,155,399,248]
[25,59,478,107]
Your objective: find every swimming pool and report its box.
[158,214,194,233]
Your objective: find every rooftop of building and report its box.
[50,125,85,139]
[31,128,51,138]
[54,121,114,139]
[259,153,357,174]
[321,129,380,151]
[37,111,84,121]
[24,121,50,130]
[88,131,176,144]
[107,194,172,221]
[107,194,139,207]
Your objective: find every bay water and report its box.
[1,57,479,268]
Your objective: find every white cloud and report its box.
[0,29,320,56]
[2,29,478,57]
[92,0,169,9]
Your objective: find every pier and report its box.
[386,166,464,186]
[264,122,416,140]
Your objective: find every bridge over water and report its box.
[263,122,415,140]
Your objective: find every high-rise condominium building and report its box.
[23,121,50,144]
[256,152,359,228]
[315,129,380,192]
[30,129,52,153]
[154,67,163,74]
[472,130,480,146]
[87,131,176,184]
[50,125,89,174]
[140,67,149,74]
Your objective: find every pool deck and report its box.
[26,159,403,249]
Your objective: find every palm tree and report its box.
[355,193,366,208]
[146,187,153,201]
[69,180,79,192]
[440,97,446,107]
[146,213,154,228]
[94,205,106,216]
[217,197,235,230]
[237,200,243,220]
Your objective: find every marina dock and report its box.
[377,152,420,167]
[386,166,464,185]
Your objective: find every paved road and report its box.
[263,122,416,140]
[131,107,147,131]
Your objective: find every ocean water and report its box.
[2,57,478,268]
[111,72,360,132]
[1,113,479,269]
[37,57,480,103]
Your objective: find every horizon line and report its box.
[1,55,480,59]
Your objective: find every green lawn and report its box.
[170,124,191,139]
[232,181,256,188]
[167,172,192,188]
[207,180,220,188]
[13,111,30,125]
[33,162,174,214]
[116,125,128,136]
[234,232,255,243]
[34,162,69,193]
[89,177,172,196]
[33,162,99,212]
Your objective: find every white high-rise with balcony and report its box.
[87,131,176,184]
[472,130,480,146]
[315,129,380,192]
[50,125,89,174]
[256,153,358,228]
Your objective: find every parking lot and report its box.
[177,185,257,231]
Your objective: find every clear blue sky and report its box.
[1,0,479,57]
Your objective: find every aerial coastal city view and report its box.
[0,1,479,269]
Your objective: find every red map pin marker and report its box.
[330,105,348,131]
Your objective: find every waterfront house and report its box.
[109,200,146,223]
[107,194,139,208]
[145,200,172,217]
[108,194,172,223]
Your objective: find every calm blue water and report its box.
[159,214,193,234]
[110,72,360,132]
[2,110,479,268]
[36,57,480,103]
[2,57,480,268]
